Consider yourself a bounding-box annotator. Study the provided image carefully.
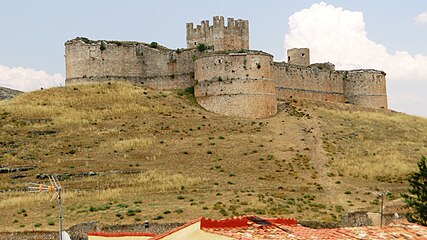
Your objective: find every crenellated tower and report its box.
[186,16,249,51]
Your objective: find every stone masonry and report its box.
[65,16,388,118]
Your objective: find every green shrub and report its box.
[34,223,42,227]
[116,203,129,208]
[177,195,185,200]
[126,210,136,216]
[48,220,55,226]
[150,42,158,48]
[197,43,207,52]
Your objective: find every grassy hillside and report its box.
[0,81,426,232]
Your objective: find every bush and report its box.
[126,210,136,216]
[34,223,42,227]
[197,43,207,52]
[135,217,142,221]
[150,42,158,48]
[48,220,55,226]
[153,215,164,220]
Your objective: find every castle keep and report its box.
[65,16,387,118]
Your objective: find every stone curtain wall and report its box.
[195,52,277,118]
[273,63,387,109]
[273,63,346,103]
[186,16,249,51]
[65,39,196,90]
[344,70,388,109]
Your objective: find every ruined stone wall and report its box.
[186,16,249,51]
[273,62,346,103]
[195,52,276,118]
[65,38,196,90]
[344,70,388,109]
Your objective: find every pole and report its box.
[380,193,384,228]
[59,187,63,240]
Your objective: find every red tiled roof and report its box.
[202,216,427,239]
[88,232,156,237]
[88,216,427,239]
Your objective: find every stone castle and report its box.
[65,16,387,118]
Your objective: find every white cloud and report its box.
[284,2,427,117]
[415,12,427,25]
[0,65,64,92]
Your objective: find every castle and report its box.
[65,16,387,118]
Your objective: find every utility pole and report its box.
[380,192,384,228]
[28,175,64,240]
[374,190,390,228]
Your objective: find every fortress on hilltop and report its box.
[65,16,387,118]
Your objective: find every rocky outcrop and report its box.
[0,87,22,100]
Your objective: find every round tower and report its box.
[344,70,387,109]
[287,48,310,66]
[194,51,277,118]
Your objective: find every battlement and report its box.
[186,16,249,51]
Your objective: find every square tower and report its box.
[186,16,249,51]
[287,48,310,66]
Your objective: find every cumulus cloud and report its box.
[0,65,64,92]
[284,2,427,117]
[415,12,427,25]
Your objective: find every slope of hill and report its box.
[0,86,22,100]
[0,82,426,232]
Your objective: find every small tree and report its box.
[401,156,427,226]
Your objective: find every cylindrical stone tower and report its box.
[194,51,277,118]
[344,70,388,109]
[287,48,310,66]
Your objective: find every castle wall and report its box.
[65,39,196,90]
[344,70,388,109]
[186,16,249,51]
[194,52,276,118]
[273,63,345,103]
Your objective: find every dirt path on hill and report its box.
[300,115,336,191]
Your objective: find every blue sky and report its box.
[1,1,427,117]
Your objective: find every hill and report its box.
[0,86,22,100]
[0,82,426,232]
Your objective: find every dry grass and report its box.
[316,107,427,180]
[0,81,426,231]
[102,137,154,152]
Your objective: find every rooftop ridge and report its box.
[200,216,298,229]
